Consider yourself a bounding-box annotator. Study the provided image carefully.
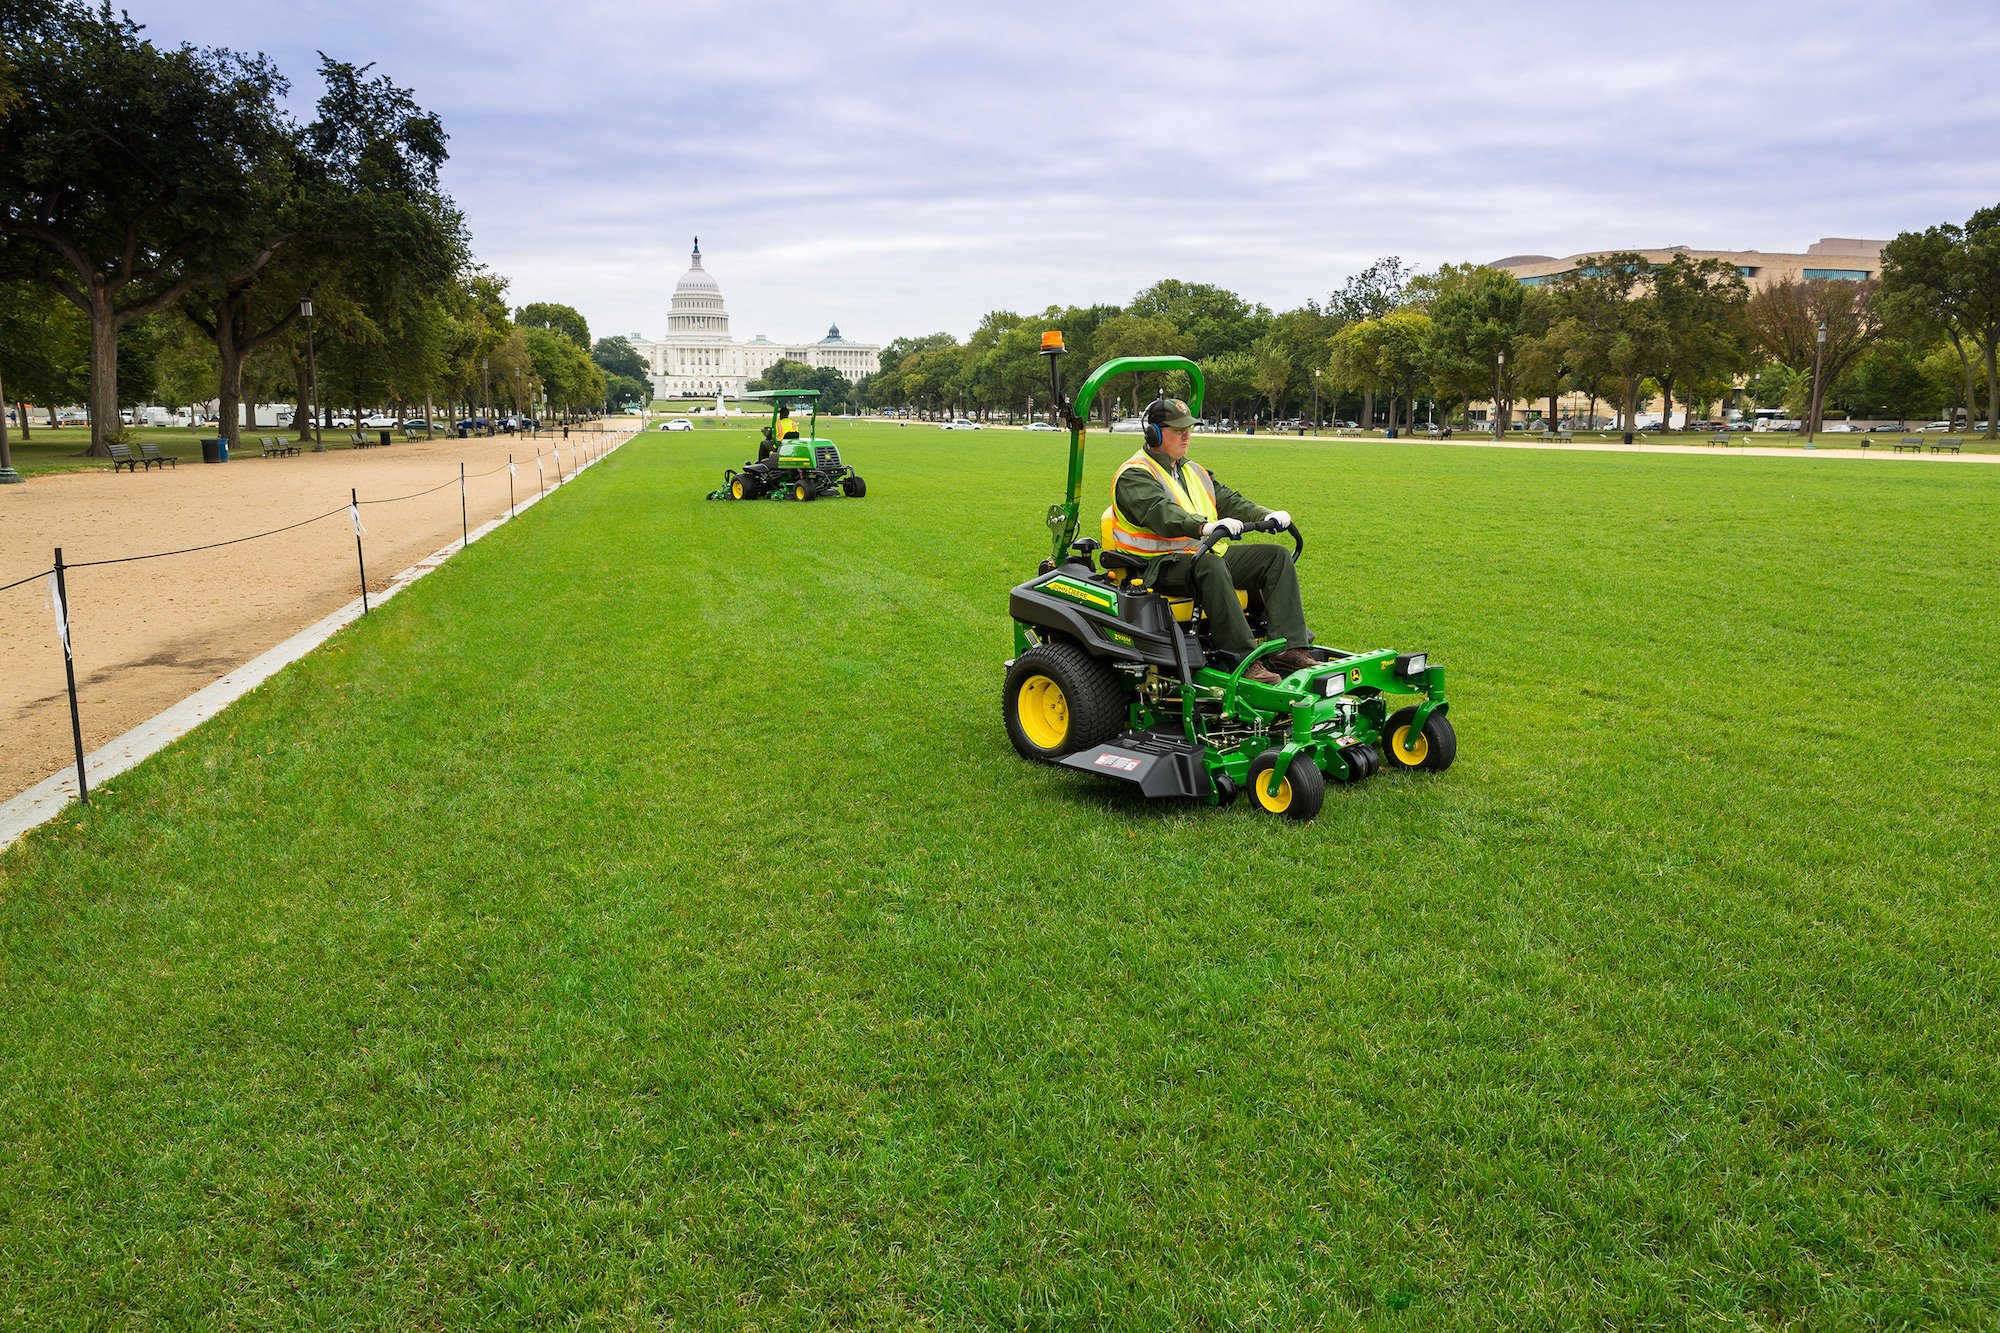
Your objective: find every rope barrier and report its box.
[0,569,51,595]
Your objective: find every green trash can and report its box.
[201,437,229,463]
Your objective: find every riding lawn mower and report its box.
[707,388,866,501]
[1001,335,1456,820]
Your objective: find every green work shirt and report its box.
[1113,444,1271,540]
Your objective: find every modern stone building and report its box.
[1492,238,1886,292]
[624,240,880,400]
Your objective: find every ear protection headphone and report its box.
[1143,398,1168,448]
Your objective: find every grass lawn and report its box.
[2,423,1995,1327]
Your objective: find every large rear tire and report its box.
[1003,641,1128,762]
[1382,707,1456,773]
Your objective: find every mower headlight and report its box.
[1321,674,1345,697]
[1400,653,1428,678]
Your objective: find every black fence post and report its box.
[351,488,369,614]
[52,547,89,805]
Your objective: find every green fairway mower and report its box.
[1002,336,1456,820]
[708,389,866,501]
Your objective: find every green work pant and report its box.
[1151,543,1310,656]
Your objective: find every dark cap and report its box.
[1145,397,1195,430]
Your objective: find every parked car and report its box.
[656,418,693,432]
[1867,423,1905,432]
[1023,421,1062,431]
[1921,421,1953,431]
[1823,423,1858,433]
[399,419,430,430]
[361,414,397,428]
[938,418,982,430]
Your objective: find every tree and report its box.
[1248,335,1293,422]
[516,302,589,351]
[1745,277,1883,434]
[1087,315,1193,422]
[1425,268,1530,431]
[524,327,602,418]
[1649,254,1752,431]
[1329,312,1430,430]
[592,336,649,383]
[0,278,87,455]
[1198,351,1256,425]
[747,358,853,413]
[1127,279,1267,360]
[180,56,463,447]
[0,1,294,453]
[1832,339,1952,425]
[1547,255,1664,433]
[1329,257,1412,323]
[1881,207,2000,439]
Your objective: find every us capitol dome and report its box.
[623,239,880,401]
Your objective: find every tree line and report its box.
[0,1,619,468]
[854,218,2000,440]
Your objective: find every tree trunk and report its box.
[16,403,29,441]
[1548,392,1558,428]
[1363,389,1374,430]
[1623,377,1639,433]
[215,309,245,452]
[1660,382,1673,433]
[294,362,312,442]
[425,389,435,440]
[86,285,119,456]
[1984,338,1998,440]
[0,368,11,472]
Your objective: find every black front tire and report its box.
[1246,750,1326,821]
[842,474,867,498]
[1003,640,1129,762]
[794,480,817,502]
[1382,707,1456,773]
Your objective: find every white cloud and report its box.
[135,0,2000,343]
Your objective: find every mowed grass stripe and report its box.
[0,425,1995,1327]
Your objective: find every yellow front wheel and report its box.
[1382,707,1457,773]
[1016,675,1069,750]
[794,481,816,502]
[1246,750,1325,821]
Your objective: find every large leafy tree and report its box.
[1745,276,1883,434]
[1127,279,1267,360]
[180,56,462,447]
[1547,256,1664,433]
[0,1,293,453]
[1649,254,1752,431]
[516,302,590,351]
[1424,267,1530,431]
[1088,314,1192,421]
[0,277,86,462]
[592,335,648,382]
[1329,312,1430,430]
[1880,207,2000,439]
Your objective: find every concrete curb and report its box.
[0,433,632,854]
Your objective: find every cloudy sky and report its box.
[139,0,2000,348]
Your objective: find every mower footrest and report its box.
[1059,730,1206,799]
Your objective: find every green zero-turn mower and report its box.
[708,388,867,501]
[1001,335,1456,820]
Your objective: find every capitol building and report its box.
[623,240,880,399]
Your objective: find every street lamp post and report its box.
[1313,368,1322,434]
[1493,351,1505,441]
[301,297,324,452]
[1806,321,1827,449]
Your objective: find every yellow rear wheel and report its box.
[1015,675,1069,750]
[730,478,748,499]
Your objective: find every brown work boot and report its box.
[1242,659,1282,685]
[1267,648,1318,674]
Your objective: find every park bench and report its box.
[137,441,177,469]
[254,436,299,458]
[1894,436,1925,453]
[1934,436,1963,454]
[349,432,379,448]
[106,442,149,473]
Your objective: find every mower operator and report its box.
[1109,397,1312,686]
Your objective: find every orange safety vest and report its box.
[1104,448,1223,557]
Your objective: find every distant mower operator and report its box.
[1001,333,1456,820]
[708,389,866,501]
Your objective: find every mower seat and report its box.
[1097,507,1248,619]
